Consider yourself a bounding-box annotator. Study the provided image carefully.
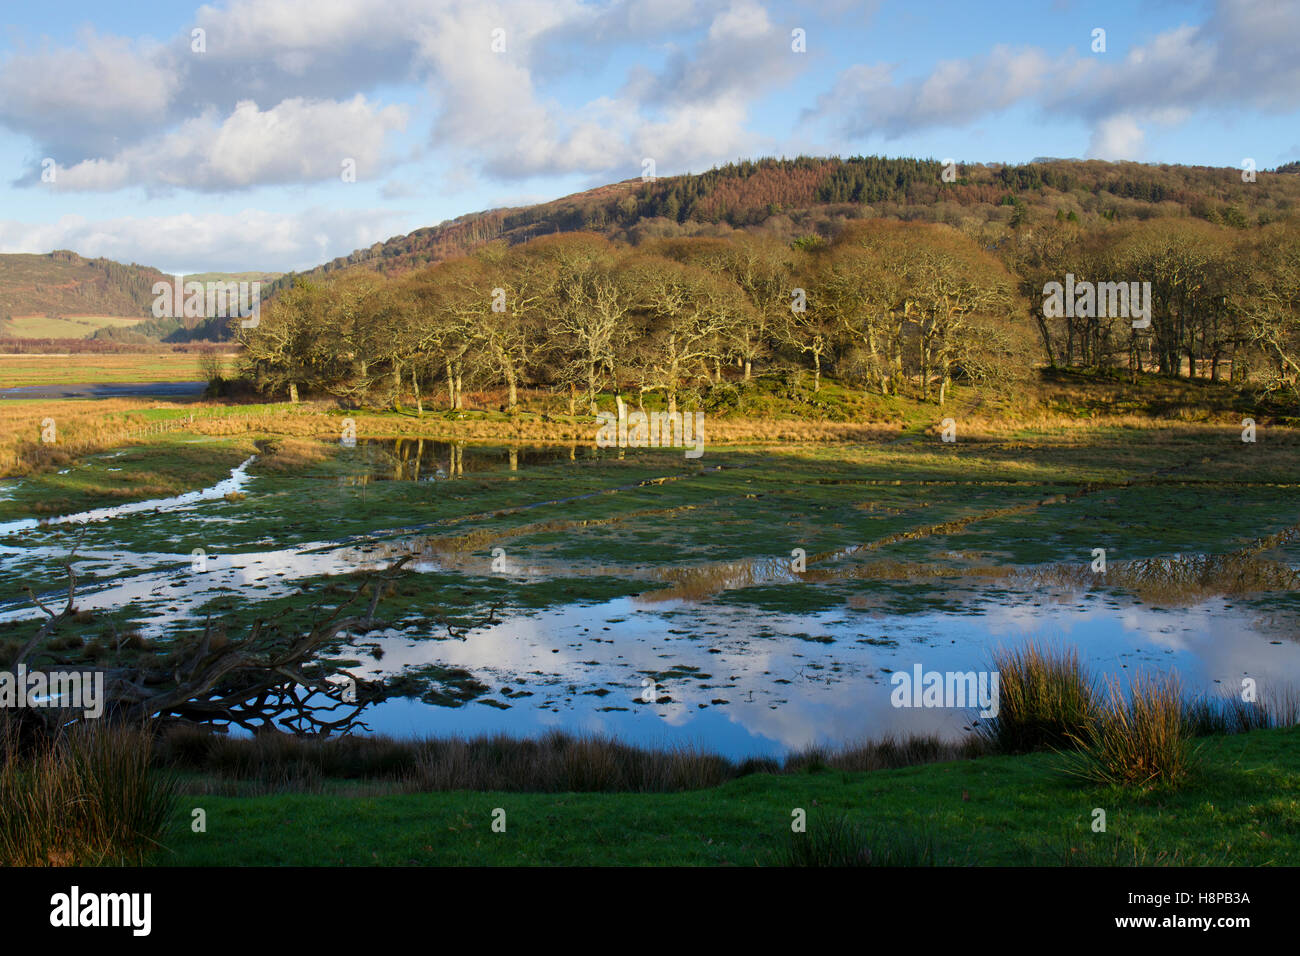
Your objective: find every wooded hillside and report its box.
[265,155,1300,295]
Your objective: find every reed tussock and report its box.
[782,814,937,867]
[977,643,1100,754]
[157,725,970,794]
[1182,684,1300,736]
[1063,673,1194,790]
[0,717,177,866]
[409,731,733,792]
[785,734,988,773]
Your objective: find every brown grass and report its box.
[0,717,177,866]
[1064,673,1195,790]
[0,397,204,477]
[0,351,220,387]
[245,436,333,473]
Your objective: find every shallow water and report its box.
[0,381,206,400]
[2,438,1297,758]
[0,456,255,538]
[321,593,1300,758]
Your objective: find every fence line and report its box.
[123,413,199,439]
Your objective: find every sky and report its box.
[0,0,1297,274]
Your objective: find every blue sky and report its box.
[1,0,1297,273]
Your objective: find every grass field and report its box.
[0,351,225,388]
[3,314,148,339]
[154,726,1300,865]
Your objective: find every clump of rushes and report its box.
[1183,684,1300,736]
[785,734,987,773]
[0,717,177,866]
[977,642,1099,754]
[1065,672,1195,790]
[782,814,936,867]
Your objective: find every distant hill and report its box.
[266,155,1300,296]
[0,251,167,323]
[0,252,282,342]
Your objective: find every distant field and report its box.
[185,271,284,284]
[0,351,234,388]
[5,313,147,338]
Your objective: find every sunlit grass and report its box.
[1063,673,1195,790]
[977,642,1100,754]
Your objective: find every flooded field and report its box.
[2,433,1297,758]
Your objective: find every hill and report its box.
[0,251,167,331]
[6,155,1298,335]
[0,253,282,343]
[266,155,1300,295]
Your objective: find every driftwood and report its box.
[15,537,500,736]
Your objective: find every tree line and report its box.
[239,216,1300,413]
[1004,217,1300,395]
[239,222,1028,413]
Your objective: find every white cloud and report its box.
[2,0,782,188]
[414,0,773,180]
[0,30,181,158]
[48,96,407,192]
[633,100,760,172]
[811,0,1300,142]
[631,0,802,107]
[1086,114,1144,160]
[416,9,625,180]
[708,0,773,42]
[0,207,408,272]
[811,47,1052,139]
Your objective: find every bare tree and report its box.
[625,254,739,415]
[16,548,500,736]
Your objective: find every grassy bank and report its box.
[3,366,1292,481]
[5,641,1297,867]
[154,726,1300,866]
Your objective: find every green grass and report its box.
[0,437,255,520]
[781,814,938,866]
[155,726,1300,866]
